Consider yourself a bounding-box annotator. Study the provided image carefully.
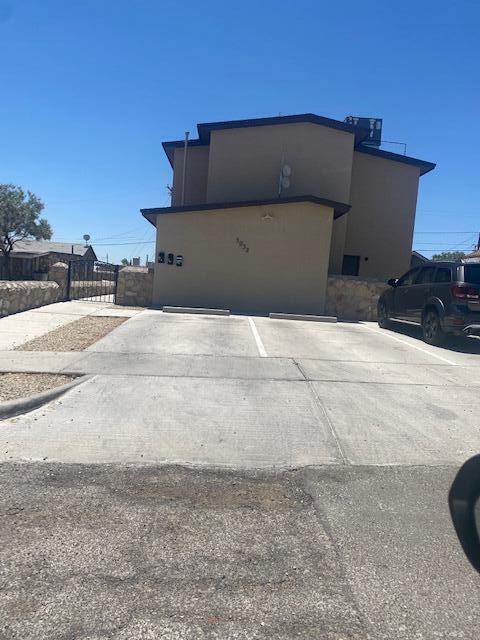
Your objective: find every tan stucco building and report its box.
[142,114,435,314]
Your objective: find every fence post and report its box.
[48,262,69,301]
[113,265,119,304]
[66,261,72,300]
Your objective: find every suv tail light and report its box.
[451,284,480,300]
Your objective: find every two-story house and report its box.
[141,114,435,315]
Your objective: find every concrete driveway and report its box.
[1,310,480,466]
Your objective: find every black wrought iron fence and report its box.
[0,256,39,281]
[67,260,119,302]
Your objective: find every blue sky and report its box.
[1,0,479,264]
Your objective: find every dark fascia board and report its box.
[141,194,351,227]
[196,113,370,145]
[162,139,204,167]
[161,113,371,166]
[356,145,436,176]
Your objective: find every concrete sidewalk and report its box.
[0,301,142,350]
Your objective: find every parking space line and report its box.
[248,317,268,357]
[360,324,458,366]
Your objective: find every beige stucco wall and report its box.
[171,145,210,206]
[205,123,354,205]
[344,151,420,280]
[152,201,334,315]
[328,215,348,274]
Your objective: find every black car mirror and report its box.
[387,278,398,287]
[448,455,480,573]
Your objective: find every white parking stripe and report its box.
[248,317,268,357]
[360,324,458,366]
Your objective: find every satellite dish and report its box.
[282,164,292,177]
[83,234,91,242]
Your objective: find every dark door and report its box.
[392,268,420,319]
[342,255,360,276]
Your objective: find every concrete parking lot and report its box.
[2,310,480,466]
[1,309,480,639]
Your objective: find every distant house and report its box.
[410,250,428,268]
[1,240,97,279]
[464,249,480,263]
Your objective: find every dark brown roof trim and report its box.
[141,194,351,227]
[162,113,371,166]
[196,114,369,145]
[162,139,204,167]
[356,145,436,175]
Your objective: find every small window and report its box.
[397,268,420,287]
[434,267,452,283]
[342,255,360,276]
[415,266,436,284]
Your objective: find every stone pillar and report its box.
[116,266,153,307]
[48,261,69,301]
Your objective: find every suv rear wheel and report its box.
[422,309,445,346]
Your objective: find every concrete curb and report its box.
[163,306,230,316]
[269,313,337,322]
[0,375,92,421]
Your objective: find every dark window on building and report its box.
[434,267,452,283]
[342,255,360,276]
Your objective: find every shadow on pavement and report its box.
[385,321,480,355]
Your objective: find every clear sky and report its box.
[1,0,479,264]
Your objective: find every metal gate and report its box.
[67,260,119,303]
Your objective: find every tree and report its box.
[121,258,130,266]
[0,184,52,278]
[431,251,468,261]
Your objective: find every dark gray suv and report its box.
[377,261,480,345]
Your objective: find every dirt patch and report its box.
[15,316,126,352]
[0,373,76,402]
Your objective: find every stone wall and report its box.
[325,275,388,321]
[0,281,60,317]
[116,267,153,307]
[112,267,387,319]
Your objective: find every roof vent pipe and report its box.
[181,131,189,206]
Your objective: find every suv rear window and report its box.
[464,264,480,285]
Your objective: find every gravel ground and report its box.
[0,373,76,402]
[15,316,126,352]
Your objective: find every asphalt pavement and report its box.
[1,463,479,640]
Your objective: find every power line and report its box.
[93,240,155,247]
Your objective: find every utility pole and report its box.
[477,232,480,251]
